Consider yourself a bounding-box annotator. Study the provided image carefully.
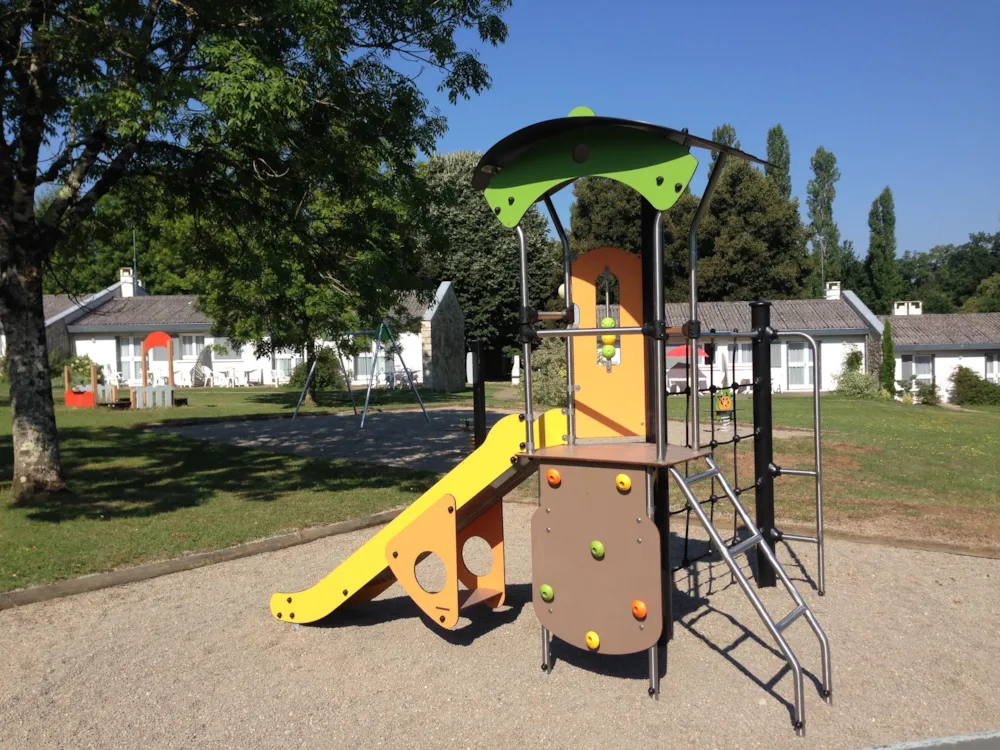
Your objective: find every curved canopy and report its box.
[473,108,769,228]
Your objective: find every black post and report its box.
[472,341,487,448]
[750,301,777,588]
[640,197,673,643]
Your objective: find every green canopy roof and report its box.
[473,108,769,228]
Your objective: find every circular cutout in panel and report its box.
[414,551,446,594]
[461,536,493,578]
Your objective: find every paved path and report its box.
[155,408,809,474]
[2,505,997,749]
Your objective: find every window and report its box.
[213,337,242,361]
[913,354,933,383]
[117,336,143,380]
[770,342,782,367]
[354,354,373,379]
[353,352,394,380]
[987,354,1000,383]
[787,342,814,388]
[727,343,752,365]
[182,335,206,358]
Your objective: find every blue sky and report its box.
[424,0,1000,257]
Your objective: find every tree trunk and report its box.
[303,338,317,405]
[0,259,65,498]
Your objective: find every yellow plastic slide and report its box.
[269,409,567,624]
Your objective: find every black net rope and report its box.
[666,334,757,573]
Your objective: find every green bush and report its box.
[949,366,1000,405]
[49,353,103,386]
[290,348,346,391]
[522,337,568,408]
[901,391,914,406]
[834,351,881,399]
[914,381,940,406]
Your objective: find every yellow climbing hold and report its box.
[585,630,600,650]
[615,473,632,493]
[601,333,616,345]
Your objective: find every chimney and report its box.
[824,281,841,301]
[120,267,136,297]
[893,300,923,316]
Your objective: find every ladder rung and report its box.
[780,468,817,477]
[776,603,808,633]
[729,533,762,557]
[685,468,720,486]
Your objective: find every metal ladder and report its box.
[668,457,833,737]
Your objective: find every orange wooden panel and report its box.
[385,493,461,629]
[456,500,505,609]
[570,247,646,439]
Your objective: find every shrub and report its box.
[879,388,894,400]
[949,366,1000,406]
[290,348,346,391]
[901,391,914,406]
[50,353,103,386]
[914,381,940,406]
[843,347,863,373]
[522,337,568,408]
[881,320,896,393]
[834,369,881,400]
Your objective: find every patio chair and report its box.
[173,368,192,388]
[194,364,217,387]
[103,366,127,387]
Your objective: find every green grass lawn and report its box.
[2,381,998,594]
[1,382,516,593]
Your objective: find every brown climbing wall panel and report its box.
[531,463,662,654]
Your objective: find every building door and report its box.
[787,342,814,389]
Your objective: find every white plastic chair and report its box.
[173,369,192,388]
[194,364,216,387]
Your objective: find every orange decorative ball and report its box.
[631,599,648,620]
[546,468,561,488]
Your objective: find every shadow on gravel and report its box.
[311,583,532,646]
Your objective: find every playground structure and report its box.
[292,319,429,424]
[271,109,831,735]
[63,330,179,409]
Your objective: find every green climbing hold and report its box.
[567,105,596,118]
[539,584,554,602]
[590,540,605,560]
[600,317,615,329]
[601,344,616,359]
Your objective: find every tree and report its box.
[708,123,740,181]
[765,124,792,200]
[686,159,810,301]
[806,147,842,297]
[881,318,896,393]
[569,177,643,255]
[865,187,903,314]
[961,273,1000,312]
[0,1,511,497]
[421,151,559,372]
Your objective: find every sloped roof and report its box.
[70,296,211,328]
[43,295,81,320]
[884,313,1000,347]
[662,299,868,332]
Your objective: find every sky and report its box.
[422,0,1000,257]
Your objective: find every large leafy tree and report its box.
[0,1,511,497]
[865,186,902,314]
[805,147,841,296]
[420,151,559,372]
[708,123,739,181]
[765,124,791,200]
[569,177,642,255]
[962,273,1000,313]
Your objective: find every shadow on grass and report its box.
[2,427,436,524]
[245,387,473,411]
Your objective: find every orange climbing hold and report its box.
[546,468,562,488]
[632,599,647,620]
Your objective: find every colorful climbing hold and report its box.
[632,599,648,620]
[601,344,616,359]
[615,473,632,493]
[600,317,615,329]
[590,540,605,560]
[601,333,616,345]
[585,630,600,650]
[539,584,554,602]
[546,468,561,488]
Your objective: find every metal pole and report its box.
[384,321,429,424]
[292,356,319,420]
[517,224,535,454]
[646,466,659,697]
[360,323,384,428]
[750,301,776,588]
[688,152,728,451]
[777,331,825,595]
[544,196,574,445]
[472,341,487,448]
[652,212,667,461]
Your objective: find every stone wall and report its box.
[422,282,466,392]
[866,331,882,377]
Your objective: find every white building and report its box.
[18,269,465,390]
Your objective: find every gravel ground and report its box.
[2,504,998,750]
